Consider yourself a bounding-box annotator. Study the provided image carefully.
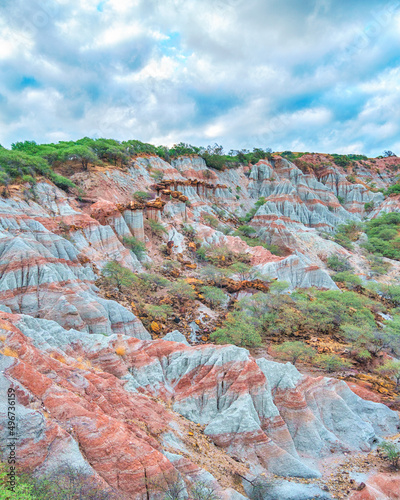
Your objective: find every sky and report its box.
[0,0,400,156]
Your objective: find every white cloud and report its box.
[0,0,398,156]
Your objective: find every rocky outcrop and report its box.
[0,184,146,337]
[194,223,338,289]
[0,314,250,499]
[1,313,398,498]
[348,473,400,499]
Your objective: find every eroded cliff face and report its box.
[0,153,400,498]
[1,314,398,499]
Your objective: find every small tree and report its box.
[273,341,315,366]
[24,465,117,500]
[200,286,227,307]
[169,280,197,301]
[203,214,219,228]
[237,225,256,237]
[133,191,152,202]
[148,219,167,237]
[211,311,261,347]
[62,145,97,170]
[123,236,146,261]
[102,261,137,292]
[228,262,255,281]
[190,480,218,500]
[149,473,186,500]
[332,271,362,289]
[145,304,173,321]
[316,354,351,373]
[379,441,400,469]
[326,255,352,273]
[376,359,400,390]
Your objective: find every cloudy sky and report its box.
[1,0,400,156]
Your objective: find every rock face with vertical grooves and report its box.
[1,152,400,498]
[1,313,398,498]
[0,185,147,337]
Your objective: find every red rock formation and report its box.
[349,473,400,499]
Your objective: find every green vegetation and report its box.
[273,341,315,365]
[147,218,167,237]
[331,154,351,168]
[367,255,392,276]
[133,190,152,202]
[326,255,352,272]
[379,441,400,469]
[385,183,400,196]
[237,224,256,236]
[0,464,115,500]
[363,213,400,260]
[234,224,282,256]
[211,311,262,347]
[315,354,351,372]
[230,287,400,360]
[239,197,266,223]
[203,214,219,228]
[123,236,146,261]
[376,359,400,390]
[145,304,173,321]
[168,280,197,301]
[0,148,75,192]
[101,261,137,292]
[200,286,227,306]
[364,201,374,212]
[332,271,362,289]
[201,145,273,170]
[333,221,363,250]
[199,244,251,267]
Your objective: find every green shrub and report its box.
[326,255,352,272]
[49,173,76,192]
[203,214,219,228]
[200,286,227,306]
[368,255,392,276]
[211,311,261,347]
[315,354,351,372]
[148,219,167,236]
[21,174,36,185]
[363,213,400,260]
[138,272,169,289]
[205,245,250,267]
[273,341,315,366]
[168,280,196,301]
[235,288,379,340]
[237,225,256,236]
[332,271,362,289]
[364,201,374,212]
[376,359,400,390]
[181,224,196,238]
[379,441,400,469]
[123,236,146,261]
[101,261,137,292]
[385,183,400,196]
[133,191,152,202]
[145,304,173,320]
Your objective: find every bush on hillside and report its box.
[315,354,351,372]
[326,255,352,272]
[200,286,227,306]
[101,261,137,292]
[123,236,147,261]
[211,311,262,347]
[273,341,315,366]
[363,213,400,260]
